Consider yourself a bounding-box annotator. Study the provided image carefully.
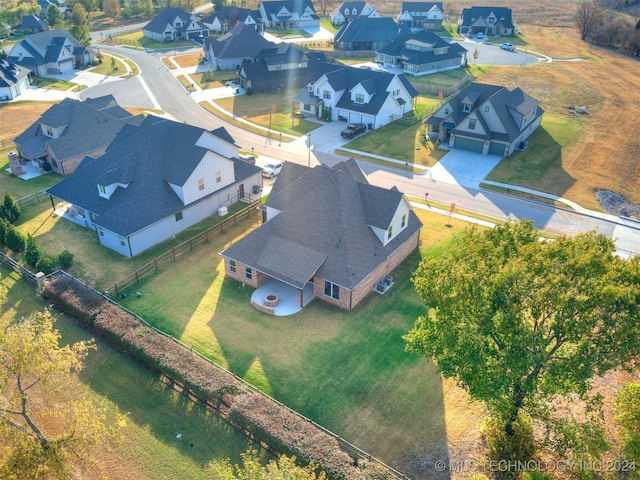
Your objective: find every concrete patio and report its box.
[251,278,315,316]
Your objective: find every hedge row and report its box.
[42,274,398,480]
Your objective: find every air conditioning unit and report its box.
[375,281,389,294]
[217,206,228,216]
[383,275,393,286]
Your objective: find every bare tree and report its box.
[575,0,607,40]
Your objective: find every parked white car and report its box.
[476,32,485,39]
[500,43,515,51]
[262,162,283,178]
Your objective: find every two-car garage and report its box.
[452,136,508,157]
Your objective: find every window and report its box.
[51,158,58,168]
[444,108,449,114]
[198,178,204,191]
[98,184,106,195]
[355,93,364,103]
[323,90,331,99]
[468,119,476,130]
[276,64,281,70]
[485,106,490,112]
[245,267,252,280]
[432,125,440,133]
[401,214,406,228]
[324,281,340,300]
[97,227,104,236]
[387,225,393,239]
[175,211,183,222]
[46,126,53,137]
[462,103,471,112]
[215,171,221,183]
[229,260,236,273]
[119,238,126,247]
[304,103,311,111]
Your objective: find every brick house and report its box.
[220,159,422,311]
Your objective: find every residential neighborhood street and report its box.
[32,40,640,258]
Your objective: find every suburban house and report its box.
[201,6,263,34]
[330,2,380,26]
[0,59,31,100]
[37,0,66,19]
[220,159,422,312]
[259,0,319,30]
[239,44,329,93]
[425,83,544,157]
[397,2,444,30]
[143,7,208,43]
[45,115,263,258]
[20,15,47,33]
[459,6,514,36]
[7,28,93,75]
[334,17,410,51]
[14,95,144,176]
[293,64,418,128]
[203,23,274,71]
[375,30,467,76]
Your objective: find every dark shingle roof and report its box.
[21,15,46,29]
[399,2,443,16]
[144,8,191,34]
[14,95,143,163]
[460,6,513,29]
[221,159,422,289]
[261,0,317,19]
[0,59,30,88]
[201,6,261,25]
[334,17,409,44]
[377,30,467,66]
[8,29,86,69]
[46,116,258,237]
[204,23,273,60]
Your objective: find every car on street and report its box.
[238,153,256,164]
[476,32,485,39]
[262,161,283,178]
[500,43,515,51]
[340,123,367,139]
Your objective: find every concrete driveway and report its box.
[428,149,502,188]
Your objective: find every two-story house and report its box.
[293,64,418,128]
[425,83,544,157]
[334,17,410,51]
[143,7,208,42]
[259,0,319,30]
[203,23,274,71]
[397,2,444,30]
[45,116,263,257]
[0,59,31,100]
[376,30,468,76]
[459,6,514,36]
[220,159,423,313]
[7,28,93,75]
[330,1,380,26]
[201,6,263,34]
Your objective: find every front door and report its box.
[239,184,244,199]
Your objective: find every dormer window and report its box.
[444,108,449,114]
[463,103,471,112]
[98,184,106,196]
[46,126,53,137]
[355,93,364,103]
[387,225,393,239]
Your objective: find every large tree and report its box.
[0,297,122,479]
[45,4,63,27]
[207,450,327,479]
[405,221,640,445]
[576,0,606,40]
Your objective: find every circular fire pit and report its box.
[264,293,280,307]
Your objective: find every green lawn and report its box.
[0,267,264,480]
[31,76,76,91]
[91,54,127,76]
[110,31,195,50]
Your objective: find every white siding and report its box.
[382,196,412,246]
[196,131,238,158]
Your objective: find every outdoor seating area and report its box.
[250,278,315,316]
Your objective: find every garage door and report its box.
[489,142,506,157]
[349,113,362,123]
[454,137,484,153]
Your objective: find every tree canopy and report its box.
[405,221,640,447]
[207,450,327,479]
[575,0,606,40]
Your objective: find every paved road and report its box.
[81,41,639,256]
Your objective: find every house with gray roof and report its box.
[238,44,329,93]
[397,2,444,30]
[220,159,422,312]
[259,0,319,30]
[14,95,144,176]
[459,6,514,36]
[425,83,543,157]
[376,30,467,76]
[203,23,274,71]
[21,15,47,33]
[330,2,380,26]
[46,116,263,257]
[201,6,263,34]
[293,63,418,128]
[143,7,208,42]
[7,28,93,75]
[334,17,410,51]
[0,59,31,101]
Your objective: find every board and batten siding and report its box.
[179,153,235,205]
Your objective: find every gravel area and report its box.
[596,190,640,218]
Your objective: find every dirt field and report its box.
[0,102,53,150]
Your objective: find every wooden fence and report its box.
[0,250,38,284]
[411,73,474,97]
[17,189,50,209]
[103,200,261,298]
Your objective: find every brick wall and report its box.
[312,277,352,310]
[224,258,269,288]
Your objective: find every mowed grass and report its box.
[114,209,485,478]
[0,267,263,480]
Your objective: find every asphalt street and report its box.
[81,41,638,256]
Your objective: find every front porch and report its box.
[251,278,315,316]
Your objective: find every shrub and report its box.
[0,219,7,246]
[35,254,55,274]
[4,224,26,251]
[0,193,21,223]
[482,416,537,480]
[57,250,74,269]
[24,235,42,267]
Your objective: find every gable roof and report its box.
[399,1,443,15]
[334,17,409,44]
[221,159,422,290]
[21,15,47,29]
[46,116,259,237]
[201,6,261,25]
[8,28,87,67]
[261,0,317,19]
[0,59,30,88]
[144,7,204,34]
[14,95,143,163]
[460,6,513,29]
[204,23,273,60]
[376,30,467,65]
